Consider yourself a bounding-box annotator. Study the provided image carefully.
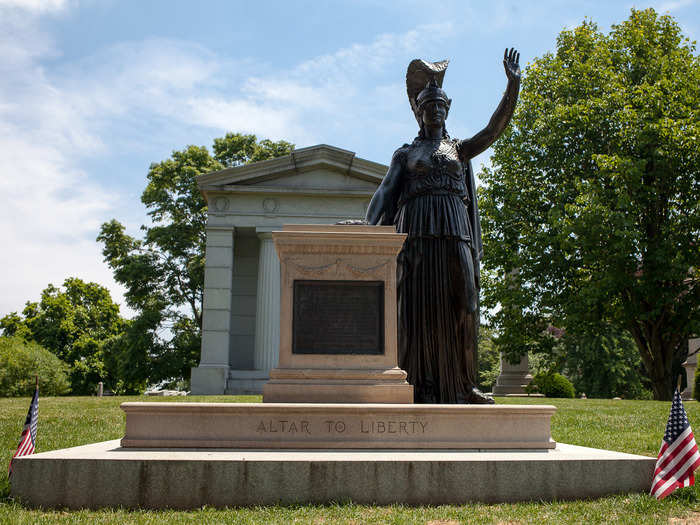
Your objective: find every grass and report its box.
[1,395,700,524]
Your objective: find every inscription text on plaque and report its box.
[292,280,384,355]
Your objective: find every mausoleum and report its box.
[191,144,385,395]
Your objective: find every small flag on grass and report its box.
[650,385,700,499]
[8,379,38,477]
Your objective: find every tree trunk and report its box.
[649,365,673,401]
[628,319,675,401]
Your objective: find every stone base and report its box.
[190,365,229,395]
[263,368,413,403]
[10,440,656,508]
[492,385,533,396]
[263,383,414,403]
[120,402,555,449]
[492,373,533,396]
[504,393,545,398]
[225,369,269,395]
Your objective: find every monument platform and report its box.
[120,402,557,449]
[10,440,655,508]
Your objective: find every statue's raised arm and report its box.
[458,48,521,160]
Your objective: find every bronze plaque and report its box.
[292,280,384,355]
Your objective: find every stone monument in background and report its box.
[493,353,533,396]
[682,338,699,400]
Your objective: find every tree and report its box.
[479,9,700,400]
[97,133,293,388]
[562,326,652,399]
[0,278,126,394]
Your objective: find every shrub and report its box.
[0,336,71,396]
[694,367,700,401]
[527,372,575,398]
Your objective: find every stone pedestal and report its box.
[263,224,413,404]
[682,338,699,400]
[120,402,555,449]
[493,353,533,396]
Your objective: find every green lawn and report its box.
[1,395,699,524]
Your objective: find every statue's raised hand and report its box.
[503,47,520,82]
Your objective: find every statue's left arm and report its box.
[458,48,521,160]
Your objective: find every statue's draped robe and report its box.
[388,139,482,403]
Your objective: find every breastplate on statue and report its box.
[399,140,468,207]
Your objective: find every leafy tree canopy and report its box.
[97,133,294,390]
[0,278,126,394]
[479,9,700,400]
[528,325,652,399]
[0,336,71,397]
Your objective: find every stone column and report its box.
[191,226,234,394]
[253,231,281,373]
[493,353,533,396]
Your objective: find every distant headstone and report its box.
[682,338,699,400]
[493,353,533,396]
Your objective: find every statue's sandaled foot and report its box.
[415,389,438,404]
[415,379,439,404]
[462,386,495,404]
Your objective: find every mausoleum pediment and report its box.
[197,144,387,199]
[241,169,378,192]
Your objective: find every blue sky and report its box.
[1,0,698,317]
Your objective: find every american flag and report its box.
[8,384,38,477]
[650,387,700,499]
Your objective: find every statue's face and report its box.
[421,100,447,129]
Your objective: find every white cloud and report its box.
[222,22,455,143]
[183,97,306,142]
[0,7,126,317]
[0,0,67,12]
[53,21,457,147]
[0,119,123,316]
[655,0,695,12]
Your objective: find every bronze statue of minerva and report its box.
[366,49,521,404]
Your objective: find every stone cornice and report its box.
[197,144,387,190]
[273,225,406,257]
[200,186,375,199]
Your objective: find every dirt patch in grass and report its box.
[670,512,700,524]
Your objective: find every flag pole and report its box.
[678,374,683,393]
[8,374,40,476]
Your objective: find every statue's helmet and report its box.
[416,78,450,111]
[406,59,451,125]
